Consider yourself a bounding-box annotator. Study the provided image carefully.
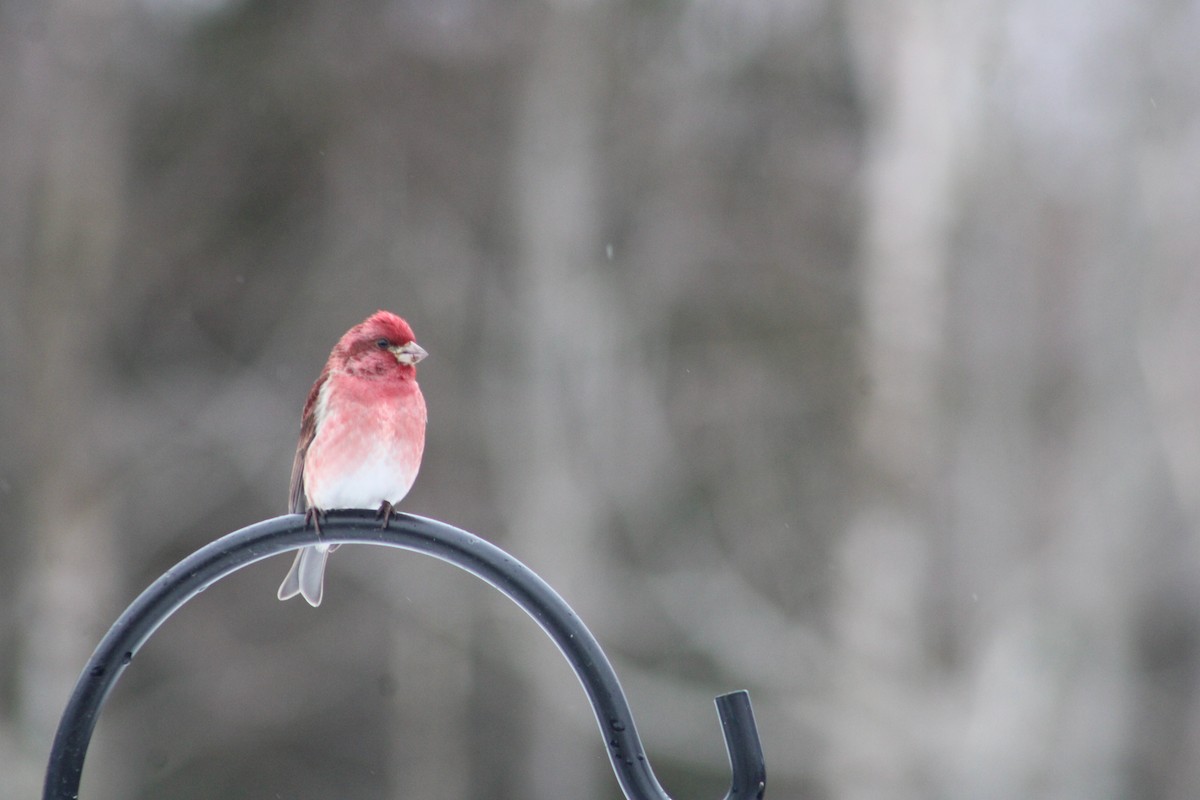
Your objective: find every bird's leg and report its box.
[375,500,395,529]
[304,506,326,537]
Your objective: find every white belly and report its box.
[306,441,418,510]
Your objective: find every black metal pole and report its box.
[43,510,765,800]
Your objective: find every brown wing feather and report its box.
[289,370,327,514]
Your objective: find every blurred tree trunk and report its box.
[5,1,132,796]
[842,3,1189,800]
[1138,11,1200,795]
[940,5,1168,799]
[833,2,992,797]
[487,3,611,799]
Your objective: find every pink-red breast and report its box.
[277,310,428,606]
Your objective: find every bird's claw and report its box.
[376,501,395,529]
[304,507,326,537]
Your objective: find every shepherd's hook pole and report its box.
[44,510,765,800]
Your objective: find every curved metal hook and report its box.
[44,510,765,800]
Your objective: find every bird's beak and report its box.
[390,341,428,365]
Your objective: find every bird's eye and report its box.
[375,338,390,349]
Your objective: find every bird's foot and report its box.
[304,507,327,537]
[376,500,395,529]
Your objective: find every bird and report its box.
[277,310,428,607]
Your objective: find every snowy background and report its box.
[2,1,1199,798]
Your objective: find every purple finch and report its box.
[277,311,428,606]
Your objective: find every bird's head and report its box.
[333,310,427,378]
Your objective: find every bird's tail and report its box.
[277,544,331,607]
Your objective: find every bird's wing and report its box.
[289,371,327,514]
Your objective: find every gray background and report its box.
[2,1,1199,799]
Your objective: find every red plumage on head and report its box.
[329,311,422,378]
[353,310,416,347]
[329,311,415,365]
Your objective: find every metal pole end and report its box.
[715,690,766,799]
